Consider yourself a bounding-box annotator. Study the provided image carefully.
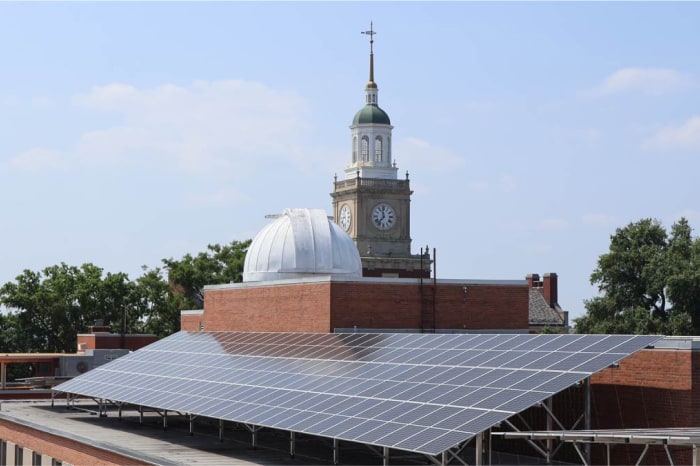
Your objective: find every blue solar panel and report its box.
[54,332,661,456]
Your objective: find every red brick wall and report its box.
[588,348,698,465]
[0,418,152,466]
[203,282,332,332]
[330,282,528,330]
[197,280,528,333]
[180,313,202,332]
[329,282,422,329]
[77,334,158,351]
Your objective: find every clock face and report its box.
[372,203,396,230]
[339,205,352,231]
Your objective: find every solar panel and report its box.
[54,332,660,456]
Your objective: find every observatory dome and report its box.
[243,208,362,282]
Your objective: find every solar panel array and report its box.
[54,332,660,456]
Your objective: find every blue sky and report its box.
[1,2,699,322]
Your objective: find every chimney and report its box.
[543,273,558,306]
[526,273,540,289]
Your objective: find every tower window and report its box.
[361,136,369,162]
[375,136,383,162]
[352,136,357,163]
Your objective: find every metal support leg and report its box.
[219,419,224,442]
[163,410,168,431]
[487,429,492,466]
[252,426,257,450]
[189,414,194,436]
[693,444,698,466]
[383,446,389,466]
[664,445,675,466]
[118,403,122,422]
[476,432,483,466]
[585,377,591,464]
[634,445,650,466]
[546,397,553,464]
[139,406,143,425]
[333,438,339,465]
[290,431,295,458]
[573,442,589,466]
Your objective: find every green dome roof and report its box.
[352,104,391,125]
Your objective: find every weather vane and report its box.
[361,21,376,54]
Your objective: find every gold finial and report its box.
[361,22,377,88]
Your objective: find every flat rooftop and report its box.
[1,400,450,465]
[0,400,557,465]
[1,400,335,465]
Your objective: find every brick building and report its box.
[182,208,530,335]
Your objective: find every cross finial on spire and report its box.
[361,21,376,54]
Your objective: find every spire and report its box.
[361,22,377,89]
[361,22,379,104]
[348,22,396,180]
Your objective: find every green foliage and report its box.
[0,263,133,352]
[163,239,251,309]
[575,218,700,335]
[130,267,182,337]
[0,239,250,354]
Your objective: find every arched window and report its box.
[361,136,369,162]
[375,136,383,162]
[352,136,357,163]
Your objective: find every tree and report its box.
[131,267,181,337]
[0,263,133,352]
[163,239,250,309]
[0,239,251,354]
[575,218,700,335]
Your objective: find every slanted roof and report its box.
[529,289,566,326]
[54,332,660,457]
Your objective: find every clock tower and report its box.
[331,23,431,278]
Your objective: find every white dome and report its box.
[243,208,362,282]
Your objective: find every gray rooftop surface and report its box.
[0,400,571,465]
[0,400,374,466]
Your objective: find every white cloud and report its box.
[588,67,694,96]
[9,148,66,171]
[71,80,311,174]
[646,116,700,151]
[395,137,465,172]
[582,213,617,227]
